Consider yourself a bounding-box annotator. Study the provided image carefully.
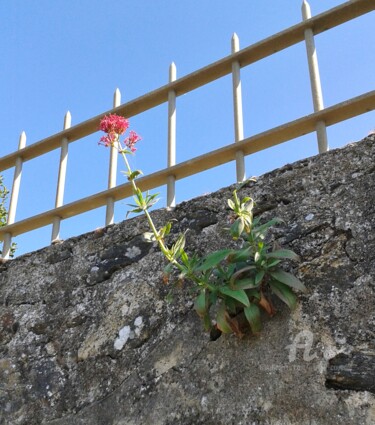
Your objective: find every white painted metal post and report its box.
[2,131,27,258]
[105,88,121,225]
[302,0,328,153]
[167,62,177,208]
[51,111,71,242]
[231,33,246,182]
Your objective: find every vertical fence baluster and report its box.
[167,62,177,208]
[231,33,246,183]
[51,111,71,243]
[2,131,27,259]
[302,0,328,153]
[105,88,121,225]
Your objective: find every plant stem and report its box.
[118,144,178,262]
[117,141,207,286]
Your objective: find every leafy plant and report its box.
[0,175,9,228]
[99,114,306,338]
[188,190,305,337]
[0,175,16,257]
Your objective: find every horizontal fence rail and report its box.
[0,90,373,240]
[0,0,374,257]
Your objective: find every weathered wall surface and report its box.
[1,136,375,425]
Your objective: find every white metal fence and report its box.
[0,0,374,258]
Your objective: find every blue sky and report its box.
[1,0,374,257]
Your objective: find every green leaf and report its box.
[229,265,256,287]
[216,303,232,334]
[144,193,159,208]
[194,290,208,318]
[120,148,134,155]
[247,288,261,300]
[266,259,281,268]
[173,233,185,251]
[269,269,306,292]
[266,249,300,261]
[164,222,172,236]
[128,207,143,213]
[270,280,297,310]
[128,170,143,180]
[231,278,257,290]
[209,291,218,306]
[219,287,250,307]
[127,203,141,209]
[232,190,240,207]
[131,193,144,207]
[180,250,189,266]
[244,303,262,334]
[227,246,252,263]
[230,218,244,240]
[217,267,228,277]
[227,199,235,210]
[196,249,232,272]
[145,192,159,202]
[224,296,237,315]
[244,198,254,213]
[255,270,265,285]
[236,177,256,190]
[159,222,172,238]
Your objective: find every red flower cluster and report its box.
[100,114,129,135]
[99,114,141,151]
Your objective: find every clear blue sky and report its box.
[1,0,374,257]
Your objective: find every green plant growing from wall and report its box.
[99,114,306,338]
[0,175,16,257]
[0,175,9,228]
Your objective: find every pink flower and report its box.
[99,114,141,151]
[99,114,129,135]
[98,134,116,148]
[125,130,142,152]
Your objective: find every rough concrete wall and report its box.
[1,136,374,425]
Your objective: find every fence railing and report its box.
[1,0,374,258]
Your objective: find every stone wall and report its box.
[1,136,374,425]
